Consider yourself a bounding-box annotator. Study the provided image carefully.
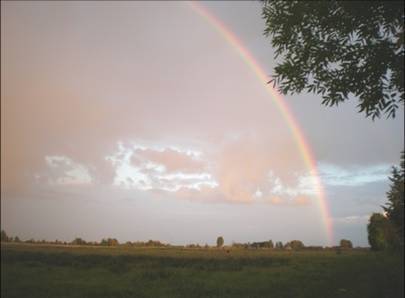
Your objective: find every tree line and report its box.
[1,231,355,250]
[0,232,169,248]
[222,237,353,250]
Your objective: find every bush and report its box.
[340,239,353,249]
[368,213,399,251]
[286,240,305,250]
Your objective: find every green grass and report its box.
[1,243,403,298]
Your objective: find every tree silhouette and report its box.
[268,240,274,249]
[71,238,86,245]
[101,238,119,246]
[262,1,404,119]
[275,241,283,249]
[383,152,404,248]
[286,240,305,250]
[216,236,224,248]
[367,213,398,250]
[1,230,9,242]
[339,239,353,249]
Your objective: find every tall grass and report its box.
[1,243,403,298]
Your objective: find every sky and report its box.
[1,1,403,247]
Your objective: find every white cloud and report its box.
[267,171,318,197]
[132,147,205,173]
[39,142,326,206]
[105,142,218,193]
[103,141,316,205]
[43,155,92,185]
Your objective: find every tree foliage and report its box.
[250,240,274,249]
[262,1,404,119]
[383,152,404,247]
[216,236,224,248]
[367,213,398,251]
[268,239,274,249]
[1,230,10,242]
[101,238,119,246]
[286,240,305,250]
[339,239,353,249]
[71,238,86,245]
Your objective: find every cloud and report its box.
[132,148,205,173]
[268,171,319,197]
[318,163,391,187]
[42,155,93,185]
[99,140,318,205]
[213,136,309,203]
[105,142,218,194]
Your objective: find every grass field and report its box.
[1,243,403,298]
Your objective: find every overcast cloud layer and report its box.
[1,1,403,246]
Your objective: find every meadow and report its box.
[1,243,403,298]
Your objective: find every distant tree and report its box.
[216,236,224,248]
[287,240,305,250]
[275,241,283,249]
[145,240,166,247]
[268,240,274,249]
[108,238,119,246]
[383,152,404,248]
[100,238,119,246]
[367,213,398,250]
[14,236,21,243]
[249,240,274,249]
[262,1,404,119]
[339,239,353,249]
[1,230,9,242]
[71,237,86,245]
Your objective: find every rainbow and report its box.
[189,1,333,245]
